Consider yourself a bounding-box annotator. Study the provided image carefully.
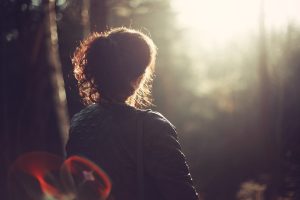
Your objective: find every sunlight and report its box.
[171,0,300,44]
[264,0,300,26]
[170,0,300,98]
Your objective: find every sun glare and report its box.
[169,0,300,98]
[171,0,300,44]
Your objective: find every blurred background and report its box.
[1,0,300,199]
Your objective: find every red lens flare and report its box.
[9,152,64,199]
[62,156,112,200]
[9,152,112,200]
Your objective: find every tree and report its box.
[1,0,68,198]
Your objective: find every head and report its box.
[72,27,157,108]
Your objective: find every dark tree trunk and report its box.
[1,0,68,198]
[90,0,107,33]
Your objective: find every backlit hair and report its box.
[72,27,157,108]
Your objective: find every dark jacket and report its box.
[66,103,199,200]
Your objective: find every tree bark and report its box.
[90,0,107,33]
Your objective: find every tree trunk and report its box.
[90,0,107,33]
[1,0,68,198]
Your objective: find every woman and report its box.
[66,27,199,200]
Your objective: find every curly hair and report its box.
[72,27,157,108]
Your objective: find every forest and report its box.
[1,0,300,199]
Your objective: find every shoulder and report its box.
[69,104,113,135]
[138,109,177,139]
[70,104,100,124]
[138,109,175,127]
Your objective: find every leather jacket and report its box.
[66,103,199,200]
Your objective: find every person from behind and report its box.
[66,27,199,200]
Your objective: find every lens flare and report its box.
[61,156,112,200]
[9,152,112,200]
